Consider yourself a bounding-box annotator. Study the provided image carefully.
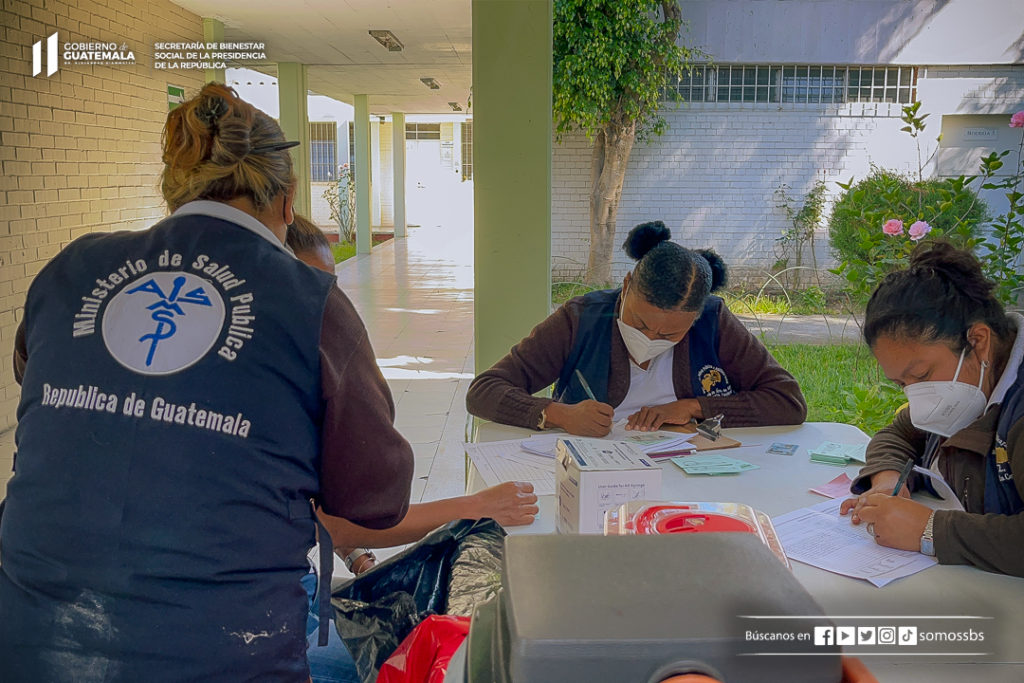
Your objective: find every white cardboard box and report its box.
[556,438,663,534]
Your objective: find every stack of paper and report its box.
[465,439,557,495]
[670,453,759,475]
[772,497,937,587]
[809,441,867,466]
[520,425,694,459]
[809,473,855,498]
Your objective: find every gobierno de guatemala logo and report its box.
[32,32,136,77]
[101,272,225,376]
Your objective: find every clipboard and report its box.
[661,424,742,451]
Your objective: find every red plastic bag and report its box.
[376,615,470,683]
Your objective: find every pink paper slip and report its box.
[810,473,854,499]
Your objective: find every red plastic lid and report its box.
[633,506,756,535]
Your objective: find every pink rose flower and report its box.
[882,219,904,236]
[1010,111,1024,128]
[908,220,932,241]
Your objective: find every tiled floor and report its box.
[334,214,475,506]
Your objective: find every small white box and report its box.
[556,438,662,534]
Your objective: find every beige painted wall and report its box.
[0,0,206,429]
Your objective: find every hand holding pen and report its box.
[541,369,614,436]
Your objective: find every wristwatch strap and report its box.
[920,511,936,557]
[343,547,374,570]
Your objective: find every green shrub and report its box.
[828,168,988,264]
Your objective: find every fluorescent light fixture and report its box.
[369,29,403,52]
[420,77,441,90]
[448,102,462,111]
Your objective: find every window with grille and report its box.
[461,120,473,181]
[664,65,918,105]
[309,122,337,181]
[406,123,441,140]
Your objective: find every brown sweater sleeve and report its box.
[465,301,578,429]
[318,287,413,529]
[850,408,923,493]
[695,306,808,427]
[933,419,1024,577]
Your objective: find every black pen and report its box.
[891,457,915,496]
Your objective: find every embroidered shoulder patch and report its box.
[697,364,733,397]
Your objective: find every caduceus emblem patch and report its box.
[102,271,226,375]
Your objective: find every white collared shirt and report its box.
[171,200,295,257]
[613,350,677,422]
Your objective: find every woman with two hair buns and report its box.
[0,84,413,681]
[841,241,1024,577]
[467,221,807,436]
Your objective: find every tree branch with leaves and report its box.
[553,0,707,285]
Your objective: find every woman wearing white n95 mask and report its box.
[842,241,1024,577]
[466,221,807,436]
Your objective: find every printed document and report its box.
[773,497,937,587]
[465,439,556,495]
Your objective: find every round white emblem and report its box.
[102,271,226,375]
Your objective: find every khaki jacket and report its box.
[852,407,1024,577]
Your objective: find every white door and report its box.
[406,139,442,226]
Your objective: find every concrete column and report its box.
[277,62,311,219]
[370,119,382,227]
[392,112,407,238]
[202,18,224,84]
[472,0,552,373]
[354,95,372,254]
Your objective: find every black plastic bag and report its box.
[331,518,505,683]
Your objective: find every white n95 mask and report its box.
[903,348,988,438]
[616,319,678,365]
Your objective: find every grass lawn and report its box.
[552,282,850,317]
[331,241,356,263]
[768,343,904,435]
[331,233,395,264]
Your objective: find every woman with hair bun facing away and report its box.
[467,221,807,436]
[841,242,1024,576]
[0,84,414,680]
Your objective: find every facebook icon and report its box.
[814,626,834,646]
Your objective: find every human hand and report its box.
[470,481,539,527]
[349,552,376,575]
[545,400,614,436]
[839,469,911,524]
[625,399,700,432]
[853,494,933,551]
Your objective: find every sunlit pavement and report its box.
[334,180,475,505]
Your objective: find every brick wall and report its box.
[0,0,205,429]
[552,65,1024,286]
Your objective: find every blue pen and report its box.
[574,369,597,402]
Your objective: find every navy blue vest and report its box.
[0,209,336,681]
[987,358,1024,514]
[554,289,730,406]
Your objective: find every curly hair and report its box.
[160,82,295,212]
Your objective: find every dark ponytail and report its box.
[623,221,728,311]
[863,241,1013,352]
